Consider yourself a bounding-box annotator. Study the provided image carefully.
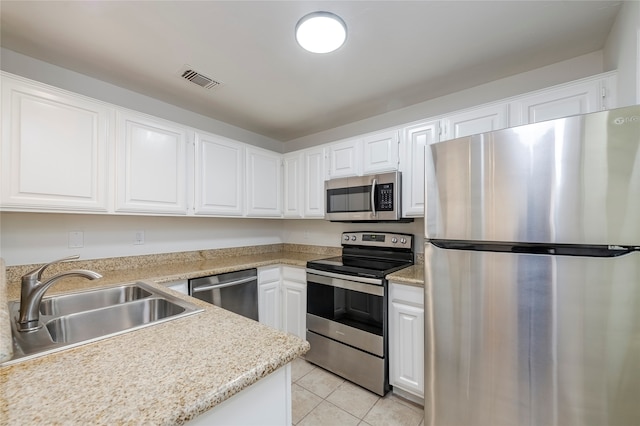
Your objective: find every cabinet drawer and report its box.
[390,282,423,307]
[281,266,305,282]
[258,265,280,282]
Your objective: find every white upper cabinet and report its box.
[246,147,282,217]
[303,147,327,218]
[282,146,326,219]
[509,72,617,126]
[362,130,400,174]
[1,73,112,212]
[328,130,402,178]
[400,121,439,217]
[115,111,189,214]
[283,152,303,218]
[194,132,244,216]
[441,103,509,140]
[328,138,362,178]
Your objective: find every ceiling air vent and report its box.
[180,67,221,90]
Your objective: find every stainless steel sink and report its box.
[39,283,153,316]
[4,281,203,365]
[46,298,188,344]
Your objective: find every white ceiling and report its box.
[0,1,623,142]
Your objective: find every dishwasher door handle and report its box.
[191,276,257,293]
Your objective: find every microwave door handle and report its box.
[370,178,377,217]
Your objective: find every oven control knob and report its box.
[351,235,357,241]
[344,235,350,241]
[391,237,398,243]
[400,238,407,244]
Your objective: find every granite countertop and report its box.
[1,246,330,425]
[386,264,425,287]
[1,244,424,424]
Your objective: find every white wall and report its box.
[603,0,640,106]
[282,219,425,252]
[0,213,285,266]
[0,48,284,153]
[0,212,424,266]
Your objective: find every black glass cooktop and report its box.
[307,255,412,279]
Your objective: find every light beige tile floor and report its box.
[291,358,425,426]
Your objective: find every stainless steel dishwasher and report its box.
[188,269,258,321]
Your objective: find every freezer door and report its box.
[424,244,640,426]
[425,105,640,245]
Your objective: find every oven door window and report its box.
[326,185,372,213]
[307,281,383,336]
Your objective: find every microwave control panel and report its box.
[377,183,394,211]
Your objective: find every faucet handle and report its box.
[22,255,81,283]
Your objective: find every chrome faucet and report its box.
[17,255,102,332]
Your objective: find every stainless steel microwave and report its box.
[324,171,409,222]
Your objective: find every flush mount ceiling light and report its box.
[295,11,347,53]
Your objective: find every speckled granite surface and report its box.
[386,254,425,287]
[0,258,11,363]
[2,282,309,424]
[1,244,338,424]
[1,243,423,423]
[4,244,341,300]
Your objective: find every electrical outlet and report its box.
[68,231,84,248]
[134,230,145,245]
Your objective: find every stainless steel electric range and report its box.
[305,231,414,396]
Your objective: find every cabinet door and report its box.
[258,266,281,329]
[389,283,424,398]
[400,121,439,217]
[328,138,361,178]
[441,103,508,140]
[509,75,616,126]
[115,111,188,214]
[281,280,306,339]
[281,266,307,339]
[304,147,326,218]
[283,152,303,218]
[246,148,282,217]
[1,73,112,212]
[194,132,244,216]
[362,130,400,174]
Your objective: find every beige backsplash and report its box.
[5,243,341,286]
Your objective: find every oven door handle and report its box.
[370,178,377,217]
[306,270,384,296]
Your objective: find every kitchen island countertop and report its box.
[1,247,331,424]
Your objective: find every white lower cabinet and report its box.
[258,266,281,330]
[188,364,291,426]
[281,266,307,340]
[389,282,424,401]
[258,265,307,339]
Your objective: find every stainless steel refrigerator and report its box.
[424,105,640,426]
